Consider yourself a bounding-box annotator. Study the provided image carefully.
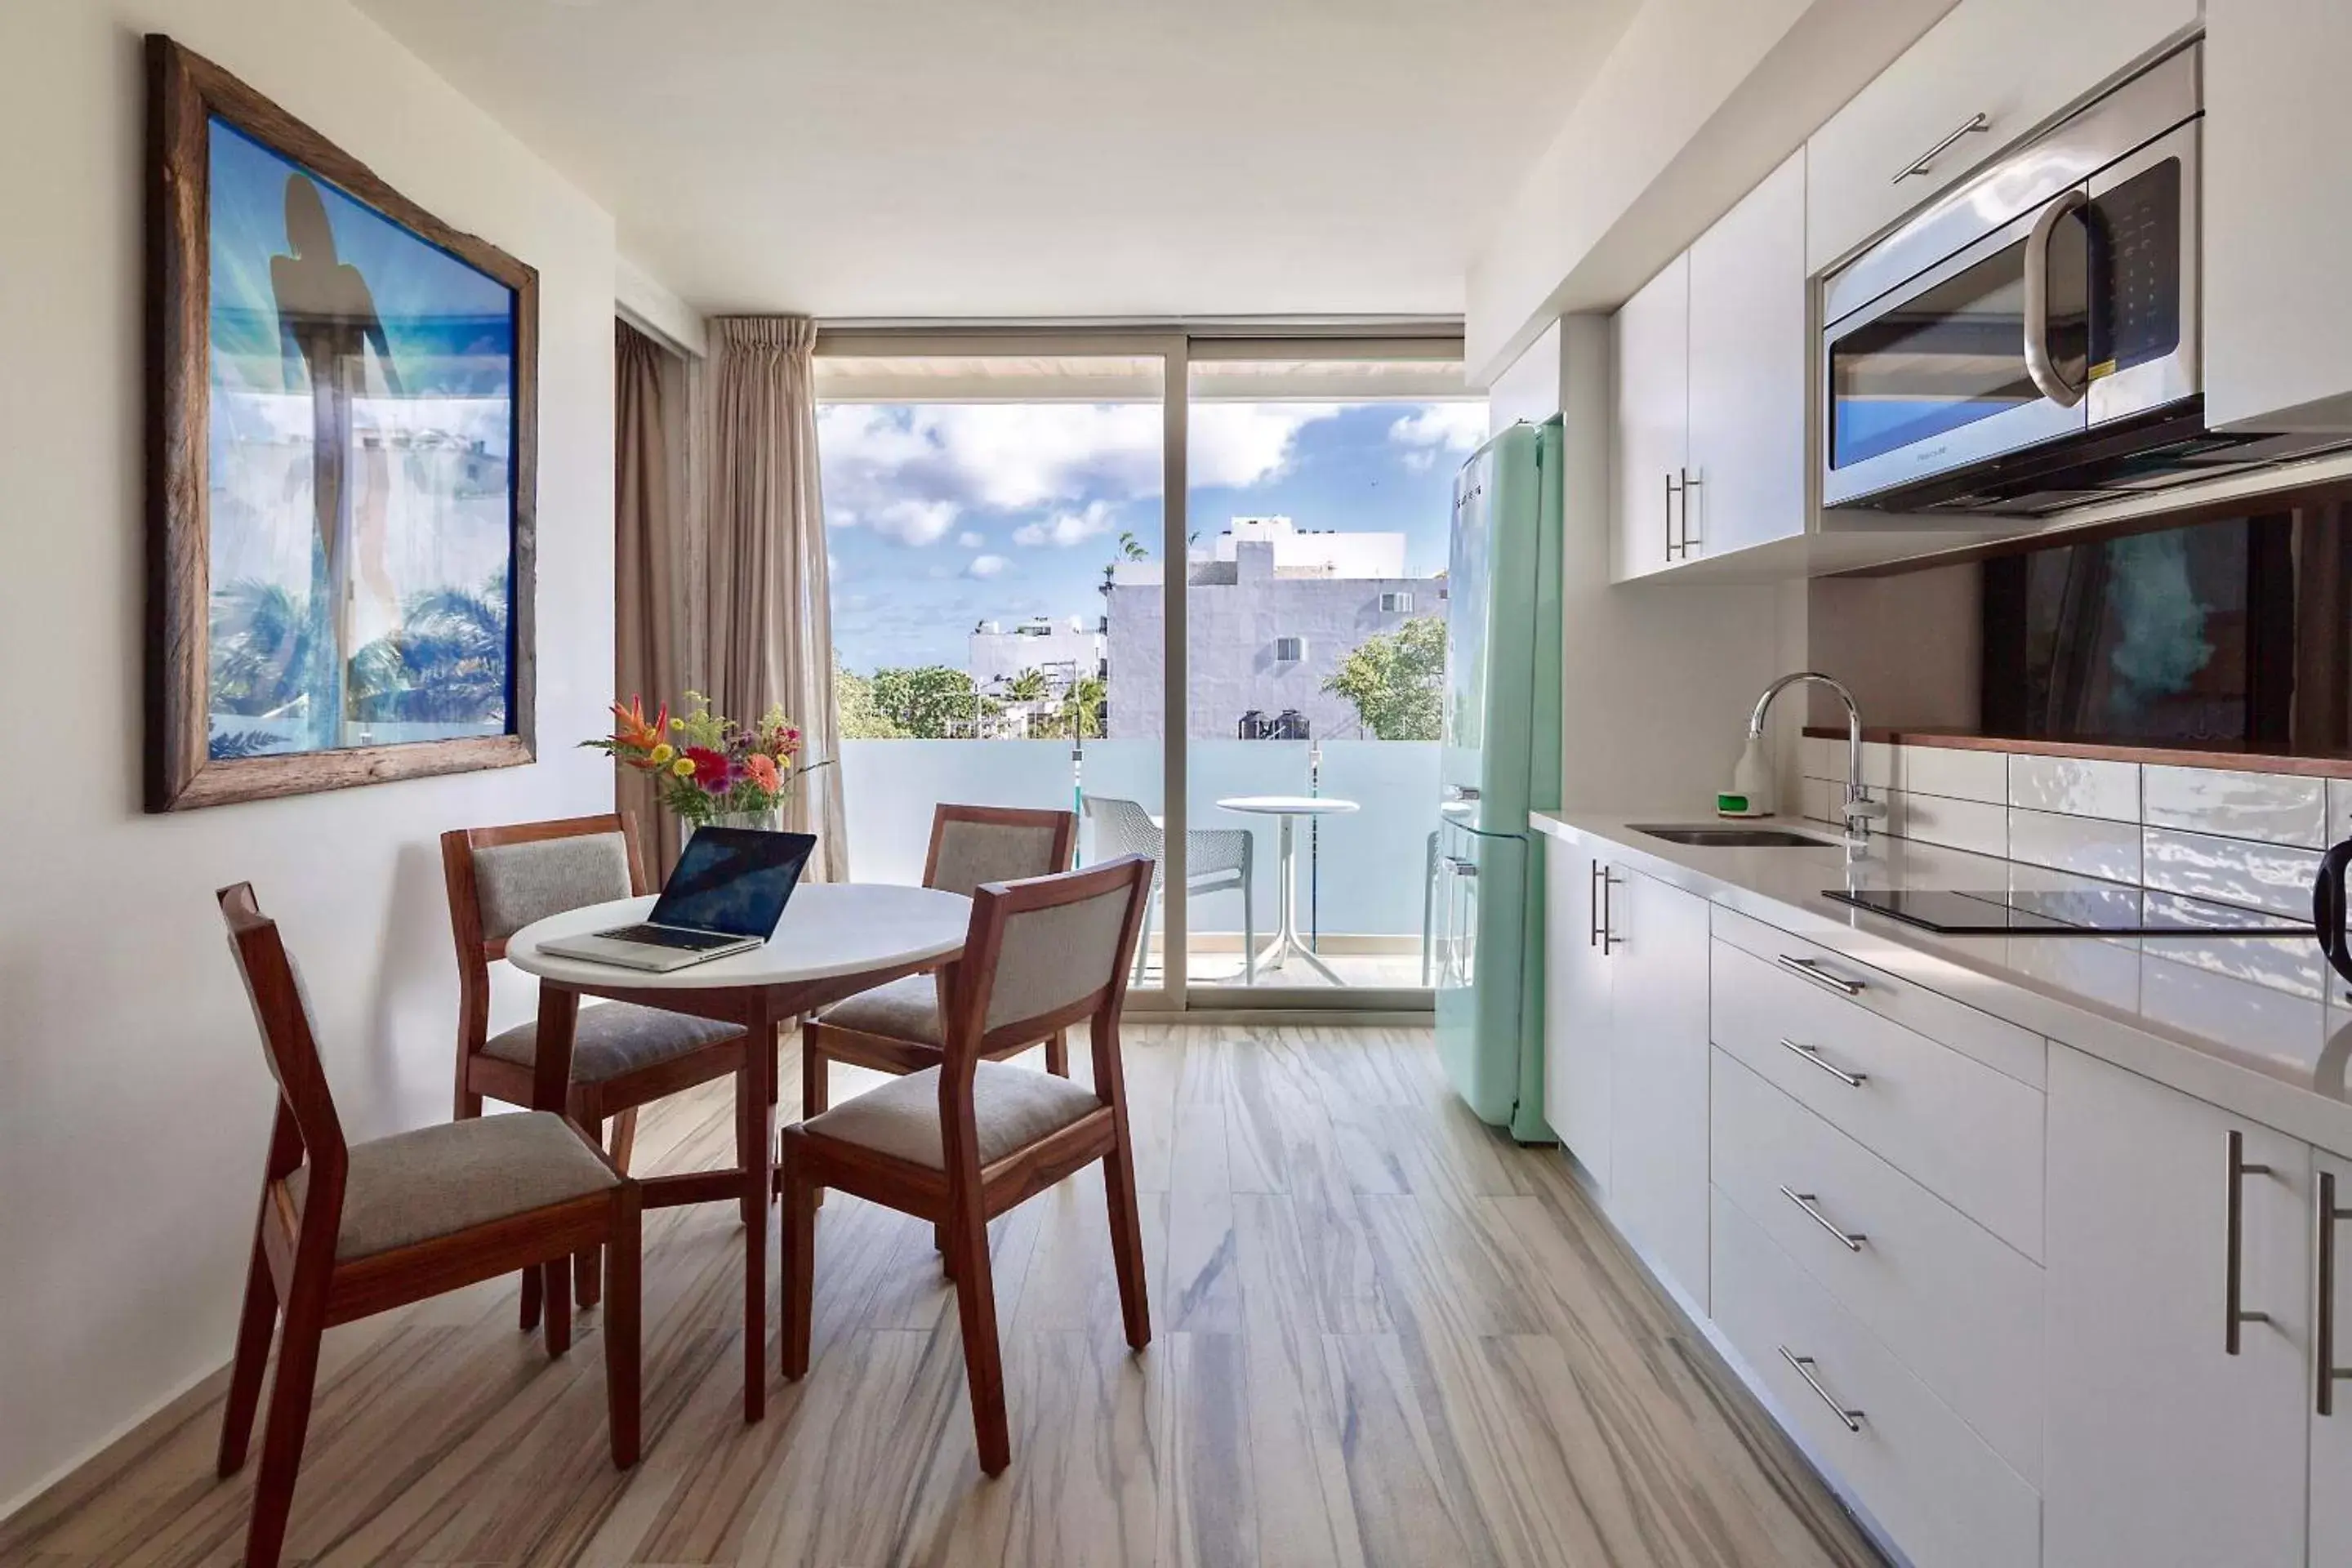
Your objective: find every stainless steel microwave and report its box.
[1820,44,2338,515]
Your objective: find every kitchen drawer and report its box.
[1711,1192,2041,1568]
[1712,938,2047,1260]
[1712,1050,2044,1485]
[1713,906,2045,1088]
[1805,0,2198,274]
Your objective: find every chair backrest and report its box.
[440,813,647,1055]
[217,883,347,1208]
[923,804,1077,898]
[943,855,1154,1060]
[1080,796,1164,862]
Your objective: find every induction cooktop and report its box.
[1823,886,2314,937]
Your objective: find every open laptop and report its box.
[538,826,817,973]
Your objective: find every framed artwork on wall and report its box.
[145,35,537,811]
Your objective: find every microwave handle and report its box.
[2023,187,2091,409]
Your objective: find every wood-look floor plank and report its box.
[6,1025,1885,1568]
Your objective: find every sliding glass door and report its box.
[813,331,1473,1010]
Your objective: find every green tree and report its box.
[1036,675,1107,740]
[834,654,906,739]
[347,570,510,724]
[1323,615,1446,741]
[1004,666,1050,706]
[869,664,985,738]
[1117,529,1150,562]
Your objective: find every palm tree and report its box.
[1005,666,1050,706]
[349,569,510,724]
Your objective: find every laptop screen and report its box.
[646,827,816,939]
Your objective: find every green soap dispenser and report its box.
[1717,735,1775,818]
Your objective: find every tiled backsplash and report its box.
[1797,740,2349,915]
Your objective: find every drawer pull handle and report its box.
[1780,1186,1867,1251]
[1893,109,1990,184]
[1780,1037,1868,1089]
[1778,1348,1865,1432]
[1776,954,1864,996]
[2319,1171,2352,1414]
[2225,1129,2274,1356]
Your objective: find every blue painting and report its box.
[203,115,517,760]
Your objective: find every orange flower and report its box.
[608,695,667,752]
[743,752,781,792]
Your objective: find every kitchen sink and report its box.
[1631,824,1833,849]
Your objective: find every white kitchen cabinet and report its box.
[1610,254,1687,582]
[2313,1147,2352,1568]
[1603,866,1713,1307]
[1685,150,1807,562]
[1805,0,2200,274]
[2043,1046,2310,1568]
[2205,0,2352,431]
[1542,849,1614,1191]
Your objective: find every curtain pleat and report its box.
[706,315,849,880]
[615,322,684,875]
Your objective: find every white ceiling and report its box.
[354,0,1637,319]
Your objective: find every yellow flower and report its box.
[648,742,675,765]
[671,755,696,777]
[670,717,686,731]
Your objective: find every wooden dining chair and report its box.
[800,804,1078,1120]
[215,884,641,1568]
[777,854,1155,1475]
[443,812,749,1318]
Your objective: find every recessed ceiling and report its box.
[353,0,1637,319]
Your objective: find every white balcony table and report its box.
[504,882,969,1420]
[1216,795,1359,983]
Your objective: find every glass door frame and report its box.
[810,324,1465,1014]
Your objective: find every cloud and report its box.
[964,554,1010,579]
[957,530,986,549]
[869,497,960,547]
[817,400,1343,537]
[1012,499,1119,549]
[1388,403,1488,471]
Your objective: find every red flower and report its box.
[686,746,730,790]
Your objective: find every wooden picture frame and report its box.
[146,36,537,812]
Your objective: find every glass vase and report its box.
[679,806,783,847]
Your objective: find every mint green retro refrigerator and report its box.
[1432,417,1562,1143]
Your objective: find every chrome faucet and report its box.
[1748,672,1885,853]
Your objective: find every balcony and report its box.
[840,737,1438,990]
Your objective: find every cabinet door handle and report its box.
[1892,109,1990,184]
[1664,471,1684,560]
[1780,1037,1867,1088]
[1677,467,1702,559]
[1589,860,1604,949]
[2320,1171,2352,1414]
[1776,954,1864,996]
[1601,869,1624,951]
[1777,1348,1865,1432]
[2225,1129,2274,1356]
[1780,1186,1867,1251]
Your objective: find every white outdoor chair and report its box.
[1080,795,1255,984]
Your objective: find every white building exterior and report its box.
[967,615,1102,693]
[1103,519,1441,740]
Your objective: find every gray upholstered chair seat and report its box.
[483,1002,740,1081]
[816,974,943,1047]
[800,1061,1102,1169]
[287,1111,619,1260]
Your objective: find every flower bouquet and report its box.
[586,692,822,831]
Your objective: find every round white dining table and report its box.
[505,882,969,1420]
[1215,795,1358,984]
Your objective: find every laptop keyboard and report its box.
[596,924,745,951]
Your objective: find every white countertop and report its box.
[1534,810,2352,1156]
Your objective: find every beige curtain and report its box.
[615,321,685,874]
[706,315,849,880]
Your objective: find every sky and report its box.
[819,399,1487,674]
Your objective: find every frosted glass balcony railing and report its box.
[838,738,1441,989]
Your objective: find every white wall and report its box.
[0,0,621,1516]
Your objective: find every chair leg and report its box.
[544,1255,573,1358]
[240,1279,327,1568]
[936,1219,956,1276]
[947,1192,1011,1475]
[1104,1140,1152,1352]
[604,1184,643,1468]
[216,1209,278,1477]
[609,1105,639,1174]
[779,1141,817,1381]
[1045,1029,1069,1077]
[576,1115,611,1310]
[519,1263,543,1333]
[801,1033,828,1120]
